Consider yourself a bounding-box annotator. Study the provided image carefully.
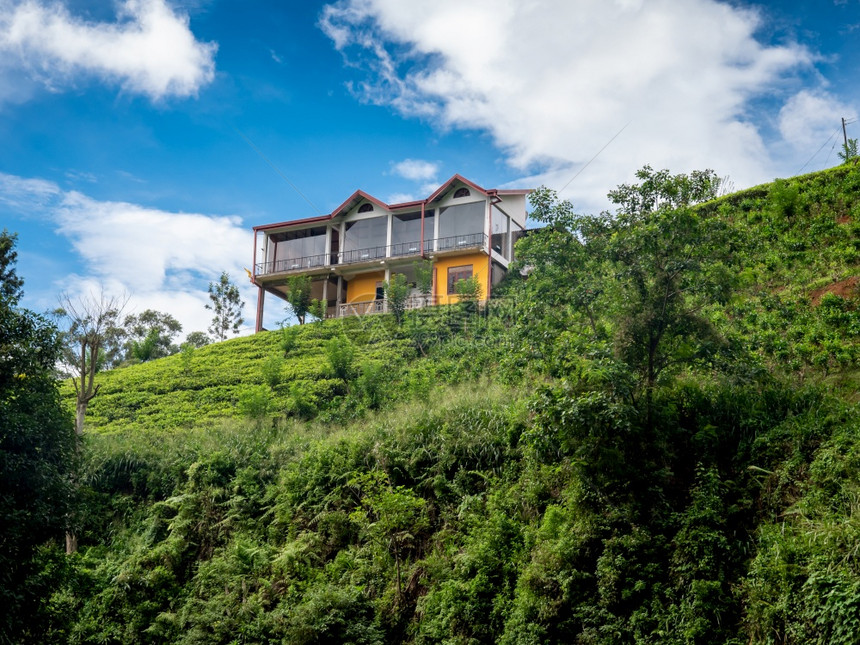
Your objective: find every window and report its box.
[491,207,510,259]
[510,223,527,263]
[344,216,387,257]
[453,187,470,198]
[447,265,473,294]
[391,211,422,253]
[438,201,484,241]
[358,203,374,213]
[271,226,327,268]
[375,281,384,300]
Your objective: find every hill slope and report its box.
[35,164,860,644]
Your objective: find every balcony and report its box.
[255,233,488,277]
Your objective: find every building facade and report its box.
[251,175,530,331]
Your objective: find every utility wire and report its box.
[558,121,631,194]
[233,127,322,215]
[823,137,839,169]
[796,128,840,175]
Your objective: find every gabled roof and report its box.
[253,174,531,232]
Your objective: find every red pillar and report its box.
[255,286,265,332]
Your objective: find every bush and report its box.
[325,336,356,381]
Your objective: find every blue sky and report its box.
[1,0,857,335]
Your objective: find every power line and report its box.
[557,121,631,194]
[796,128,840,175]
[233,127,322,215]
[823,137,839,169]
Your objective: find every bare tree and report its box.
[57,289,127,436]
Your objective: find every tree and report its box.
[606,164,723,217]
[0,236,76,641]
[838,137,858,163]
[413,259,433,302]
[56,289,127,436]
[184,330,211,348]
[206,272,244,340]
[122,309,182,363]
[514,166,735,405]
[309,298,326,323]
[0,229,24,302]
[285,275,313,324]
[454,275,483,306]
[384,273,410,324]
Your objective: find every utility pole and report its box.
[843,117,849,149]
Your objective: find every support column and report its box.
[255,285,265,332]
[337,276,344,317]
[322,278,329,318]
[383,267,391,313]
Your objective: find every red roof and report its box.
[253,174,531,232]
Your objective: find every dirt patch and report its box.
[837,214,851,224]
[810,276,859,305]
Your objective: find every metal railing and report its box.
[255,253,328,275]
[256,233,488,276]
[339,244,388,264]
[338,294,437,317]
[432,232,487,253]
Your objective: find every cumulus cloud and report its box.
[385,191,417,203]
[778,89,857,150]
[0,0,216,101]
[320,0,818,210]
[390,158,439,181]
[0,171,255,335]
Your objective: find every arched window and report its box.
[358,203,374,213]
[453,187,470,198]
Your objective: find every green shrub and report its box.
[260,354,283,388]
[238,386,270,422]
[325,336,356,381]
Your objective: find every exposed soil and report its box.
[810,276,859,305]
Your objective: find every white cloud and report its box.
[386,191,417,203]
[390,158,439,181]
[778,89,857,150]
[1,171,256,336]
[0,0,216,101]
[321,0,819,211]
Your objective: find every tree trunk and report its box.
[65,531,77,555]
[395,549,402,606]
[75,400,87,436]
[68,403,85,553]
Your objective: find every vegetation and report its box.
[56,290,127,436]
[0,235,76,641]
[384,273,410,324]
[205,271,244,339]
[6,163,860,642]
[839,137,858,163]
[285,275,313,324]
[123,310,183,363]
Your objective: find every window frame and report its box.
[447,264,473,294]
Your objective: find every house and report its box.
[250,175,531,331]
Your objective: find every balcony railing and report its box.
[433,232,487,253]
[338,294,437,317]
[256,233,488,276]
[255,253,328,275]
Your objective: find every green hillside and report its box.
[17,164,860,643]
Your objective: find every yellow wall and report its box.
[432,252,490,305]
[345,271,385,303]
